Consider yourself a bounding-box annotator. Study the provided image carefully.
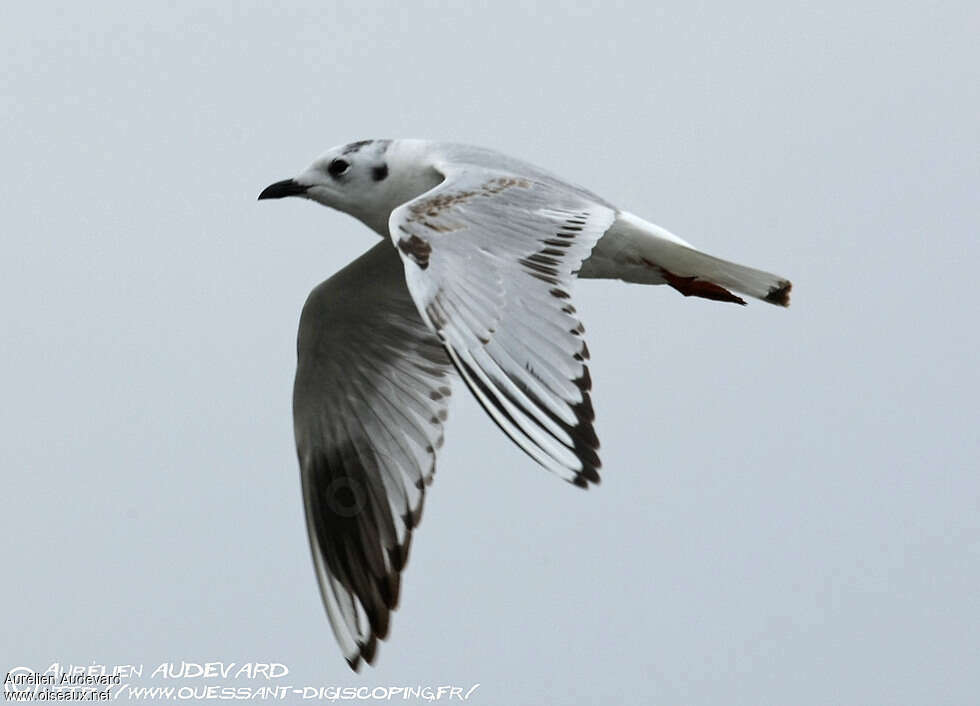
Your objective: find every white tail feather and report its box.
[580,211,792,306]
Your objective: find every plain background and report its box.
[3,2,977,704]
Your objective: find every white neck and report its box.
[360,140,444,237]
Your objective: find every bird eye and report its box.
[327,158,350,177]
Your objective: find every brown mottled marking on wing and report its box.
[397,233,432,269]
[642,258,747,306]
[405,177,532,225]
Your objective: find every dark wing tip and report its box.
[580,465,601,484]
[570,462,602,489]
[361,634,379,665]
[573,463,601,488]
[387,534,412,573]
[765,280,792,307]
[343,635,378,672]
[345,634,380,673]
[570,400,601,489]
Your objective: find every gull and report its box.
[258,139,792,670]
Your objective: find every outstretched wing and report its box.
[389,164,617,486]
[293,241,455,670]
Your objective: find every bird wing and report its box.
[293,241,454,670]
[389,162,617,485]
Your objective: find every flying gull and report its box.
[258,139,792,670]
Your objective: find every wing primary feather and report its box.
[294,242,456,670]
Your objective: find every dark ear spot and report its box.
[371,163,389,182]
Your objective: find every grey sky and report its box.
[3,2,978,704]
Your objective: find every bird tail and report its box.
[582,211,792,307]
